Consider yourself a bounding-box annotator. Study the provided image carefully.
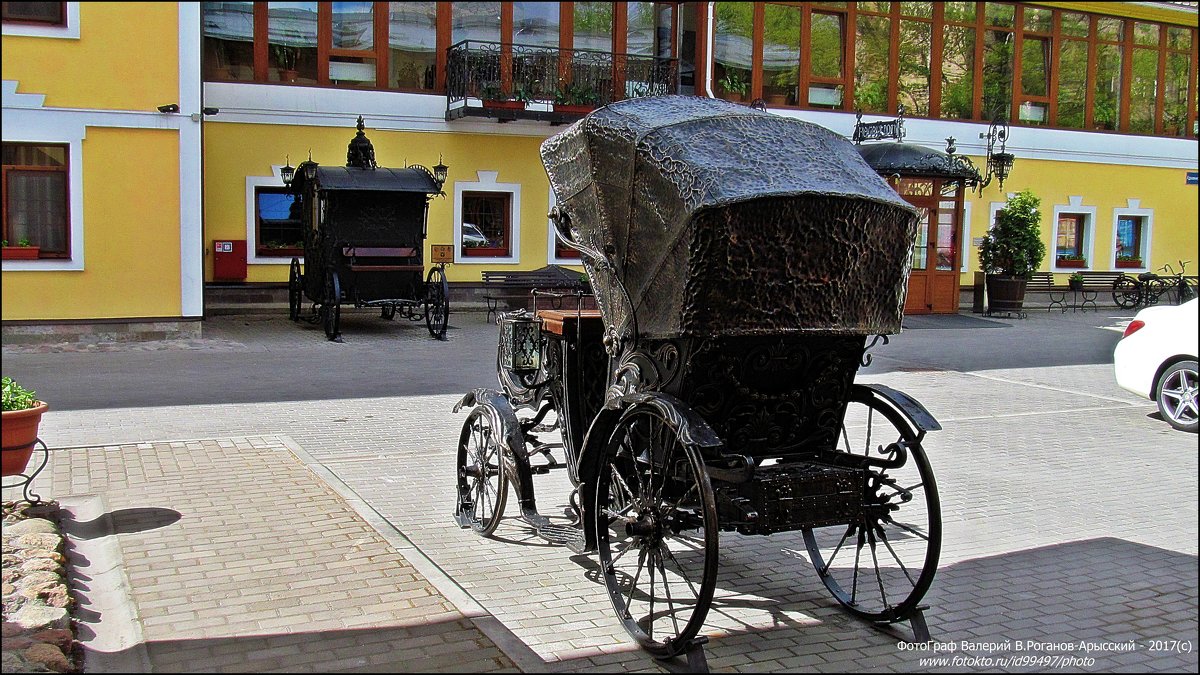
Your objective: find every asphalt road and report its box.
[3,307,1130,412]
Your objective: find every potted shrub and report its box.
[719,71,749,103]
[979,189,1046,314]
[2,377,47,476]
[1068,272,1085,291]
[1116,254,1143,269]
[2,237,41,260]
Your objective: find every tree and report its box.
[979,189,1046,278]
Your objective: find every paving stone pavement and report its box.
[3,310,1197,672]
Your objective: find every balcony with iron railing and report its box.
[446,40,678,124]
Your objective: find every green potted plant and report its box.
[2,376,47,476]
[2,237,40,260]
[1068,272,1085,291]
[554,81,599,115]
[719,70,749,102]
[272,43,299,82]
[767,70,796,105]
[979,189,1046,314]
[480,83,523,111]
[1115,254,1143,269]
[1055,253,1087,268]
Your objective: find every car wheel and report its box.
[1156,360,1198,433]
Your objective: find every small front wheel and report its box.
[455,407,509,535]
[1112,276,1141,309]
[425,266,450,340]
[1156,360,1198,433]
[322,270,341,341]
[596,402,719,658]
[288,258,303,322]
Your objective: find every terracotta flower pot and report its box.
[554,103,595,115]
[2,402,47,476]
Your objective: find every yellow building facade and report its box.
[2,2,202,335]
[2,2,1197,334]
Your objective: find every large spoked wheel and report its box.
[288,258,303,322]
[322,270,341,340]
[425,266,450,340]
[455,407,509,535]
[1112,276,1141,309]
[596,403,719,658]
[1156,360,1198,433]
[802,391,941,623]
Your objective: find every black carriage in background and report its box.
[454,96,943,667]
[286,117,450,341]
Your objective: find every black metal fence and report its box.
[446,40,678,122]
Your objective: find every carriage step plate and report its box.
[536,523,584,550]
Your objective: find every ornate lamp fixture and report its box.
[433,155,449,192]
[280,155,295,186]
[975,118,1014,195]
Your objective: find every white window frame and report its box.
[1,2,79,39]
[1110,198,1153,272]
[1051,196,1097,272]
[1,136,84,272]
[453,170,520,264]
[245,166,300,265]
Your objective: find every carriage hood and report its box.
[540,95,922,339]
[296,165,441,193]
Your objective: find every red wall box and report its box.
[213,240,247,280]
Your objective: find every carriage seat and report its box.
[536,309,604,337]
[342,246,423,272]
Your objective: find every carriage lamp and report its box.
[280,156,296,186]
[499,311,541,372]
[433,156,449,191]
[975,117,1015,195]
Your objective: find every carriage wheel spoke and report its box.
[876,524,917,587]
[661,542,702,601]
[819,524,856,576]
[647,548,657,639]
[866,521,892,611]
[657,546,681,638]
[606,535,639,571]
[624,546,649,620]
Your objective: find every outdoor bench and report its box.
[481,265,589,323]
[1028,271,1123,312]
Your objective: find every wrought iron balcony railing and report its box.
[446,40,678,123]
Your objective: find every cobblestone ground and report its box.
[4,311,1197,672]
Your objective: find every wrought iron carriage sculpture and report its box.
[287,117,450,341]
[454,96,942,664]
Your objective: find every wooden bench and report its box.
[482,265,589,323]
[342,246,423,272]
[1027,271,1124,312]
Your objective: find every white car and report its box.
[1113,298,1198,432]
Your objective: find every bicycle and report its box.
[1112,268,1170,309]
[1156,260,1195,305]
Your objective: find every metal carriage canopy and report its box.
[540,95,922,339]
